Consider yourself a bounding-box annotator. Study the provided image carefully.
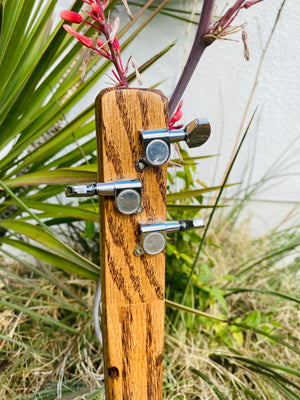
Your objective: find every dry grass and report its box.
[0,222,299,399]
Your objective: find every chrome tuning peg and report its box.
[134,218,205,256]
[136,118,211,171]
[65,179,143,215]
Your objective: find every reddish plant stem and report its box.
[102,24,128,87]
[169,0,216,116]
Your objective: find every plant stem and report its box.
[103,24,128,87]
[169,0,215,116]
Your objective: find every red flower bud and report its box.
[169,100,183,129]
[63,24,79,37]
[77,34,93,48]
[60,10,83,24]
[243,0,263,9]
[91,3,101,14]
[113,38,120,53]
[63,24,93,48]
[97,39,105,48]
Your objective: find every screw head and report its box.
[134,245,145,257]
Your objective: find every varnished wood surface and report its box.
[95,88,168,399]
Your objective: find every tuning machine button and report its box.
[136,118,211,171]
[65,179,143,215]
[134,218,205,256]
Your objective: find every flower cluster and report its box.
[203,0,263,44]
[168,100,183,130]
[60,1,128,87]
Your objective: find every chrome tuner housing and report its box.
[137,118,211,170]
[65,179,142,215]
[135,218,205,255]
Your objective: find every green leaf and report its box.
[210,286,228,313]
[165,299,228,323]
[0,220,99,277]
[190,368,229,400]
[4,167,98,187]
[1,237,98,281]
[245,311,262,327]
[14,201,99,222]
[225,288,300,304]
[85,220,96,240]
[167,184,238,202]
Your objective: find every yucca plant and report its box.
[0,0,178,277]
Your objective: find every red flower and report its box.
[113,38,120,53]
[60,10,83,24]
[63,24,93,48]
[243,0,263,9]
[169,100,183,129]
[97,38,106,48]
[96,39,111,58]
[91,3,101,14]
[60,1,130,88]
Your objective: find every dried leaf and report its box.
[131,56,143,85]
[121,0,133,20]
[242,30,250,61]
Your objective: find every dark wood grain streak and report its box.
[96,88,168,399]
[107,213,146,302]
[120,307,133,400]
[106,244,132,303]
[142,256,164,300]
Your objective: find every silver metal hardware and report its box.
[137,118,211,170]
[65,179,142,215]
[133,244,145,257]
[135,218,205,255]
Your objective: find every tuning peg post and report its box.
[135,218,205,255]
[137,118,211,170]
[65,179,143,215]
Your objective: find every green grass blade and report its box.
[174,110,257,326]
[167,184,238,202]
[4,167,97,187]
[232,321,300,356]
[0,299,78,334]
[0,246,90,308]
[15,201,99,222]
[165,299,228,323]
[0,264,90,317]
[231,356,300,378]
[190,368,229,400]
[0,220,99,276]
[225,288,300,304]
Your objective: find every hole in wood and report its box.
[108,366,119,379]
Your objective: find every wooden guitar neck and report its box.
[95,88,168,400]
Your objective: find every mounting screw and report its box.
[134,245,145,257]
[136,157,149,172]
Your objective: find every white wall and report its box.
[56,0,300,206]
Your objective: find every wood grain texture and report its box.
[95,88,168,400]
